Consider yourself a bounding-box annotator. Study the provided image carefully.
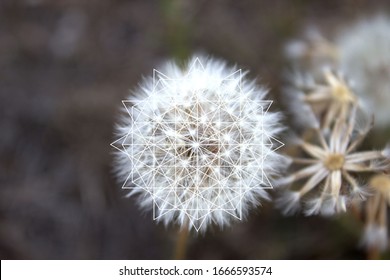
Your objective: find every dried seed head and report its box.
[336,15,390,128]
[112,56,285,232]
[284,69,359,130]
[276,103,390,216]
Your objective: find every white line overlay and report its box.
[111,57,283,231]
[1,260,387,280]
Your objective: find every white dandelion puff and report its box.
[336,15,390,128]
[111,56,285,232]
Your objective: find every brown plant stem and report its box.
[174,221,190,260]
[367,248,380,260]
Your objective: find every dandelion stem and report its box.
[174,220,190,260]
[367,248,380,260]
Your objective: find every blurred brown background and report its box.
[1,0,389,259]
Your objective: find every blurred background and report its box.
[1,0,389,259]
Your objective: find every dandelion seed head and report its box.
[276,104,390,216]
[112,56,284,232]
[336,15,390,128]
[284,69,359,130]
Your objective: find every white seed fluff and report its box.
[336,15,390,128]
[112,56,284,232]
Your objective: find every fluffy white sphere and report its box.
[112,56,284,232]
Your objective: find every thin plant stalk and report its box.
[174,220,190,260]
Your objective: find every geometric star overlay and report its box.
[111,58,284,231]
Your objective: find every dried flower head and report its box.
[285,16,390,129]
[111,56,284,232]
[360,174,390,252]
[285,69,358,130]
[276,105,390,216]
[283,15,390,254]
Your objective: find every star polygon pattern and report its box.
[111,58,283,231]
